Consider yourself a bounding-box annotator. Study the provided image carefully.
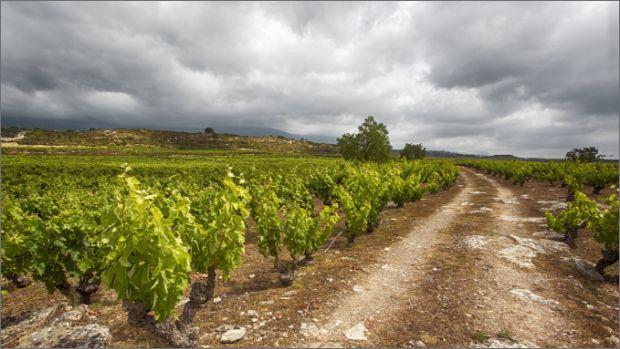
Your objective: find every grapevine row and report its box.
[458,159,618,192]
[1,159,458,347]
[545,189,618,282]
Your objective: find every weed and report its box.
[496,329,515,341]
[471,330,490,343]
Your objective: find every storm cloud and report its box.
[1,1,618,158]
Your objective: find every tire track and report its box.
[300,171,476,346]
[457,169,575,347]
[365,168,575,347]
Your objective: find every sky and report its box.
[1,1,618,158]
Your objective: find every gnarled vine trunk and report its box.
[121,268,217,348]
[566,188,575,202]
[366,223,374,234]
[563,222,586,248]
[7,274,31,288]
[76,273,100,304]
[124,300,154,327]
[592,184,604,195]
[278,257,295,286]
[564,226,578,248]
[595,249,619,282]
[273,253,280,270]
[347,233,356,245]
[179,267,216,327]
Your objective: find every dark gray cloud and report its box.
[1,1,618,158]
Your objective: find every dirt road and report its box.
[303,168,619,348]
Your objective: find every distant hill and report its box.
[1,116,337,144]
[427,150,520,160]
[0,127,338,155]
[398,149,559,161]
[4,123,593,161]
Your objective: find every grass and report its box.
[496,329,515,341]
[471,330,490,343]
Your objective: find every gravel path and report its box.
[299,170,475,346]
[301,168,597,348]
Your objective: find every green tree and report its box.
[565,146,600,162]
[204,127,215,134]
[337,116,392,162]
[400,143,426,160]
[336,133,361,160]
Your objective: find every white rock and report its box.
[19,324,111,348]
[344,322,368,340]
[499,245,537,269]
[220,326,246,343]
[300,322,320,338]
[537,200,567,211]
[498,215,545,223]
[508,235,546,252]
[249,274,255,279]
[472,338,536,348]
[213,297,222,303]
[573,258,605,282]
[216,325,233,333]
[510,289,561,309]
[352,285,365,293]
[245,310,259,318]
[51,306,86,324]
[494,197,519,205]
[463,235,488,250]
[470,206,493,214]
[532,231,565,241]
[415,340,427,347]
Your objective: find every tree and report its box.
[565,146,600,162]
[204,127,215,134]
[400,143,426,160]
[336,133,360,160]
[337,116,392,162]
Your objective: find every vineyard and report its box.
[1,153,618,348]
